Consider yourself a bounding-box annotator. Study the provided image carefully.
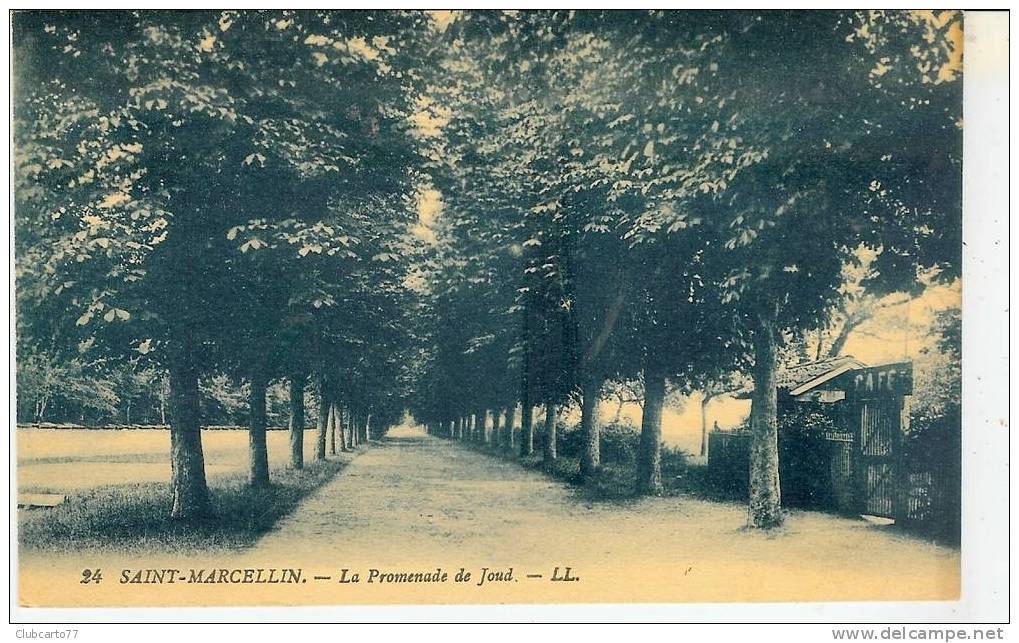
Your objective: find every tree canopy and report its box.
[14,9,962,526]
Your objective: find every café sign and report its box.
[847,362,913,399]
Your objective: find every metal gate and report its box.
[857,400,901,518]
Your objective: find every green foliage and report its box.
[198,374,248,426]
[14,10,427,436]
[910,306,962,438]
[551,421,640,465]
[14,344,173,425]
[778,406,841,435]
[408,10,961,438]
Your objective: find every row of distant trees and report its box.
[16,357,305,428]
[406,10,962,528]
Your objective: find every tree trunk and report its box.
[612,397,624,425]
[289,371,305,469]
[337,405,347,451]
[348,410,357,447]
[636,361,665,495]
[826,318,860,358]
[699,394,712,458]
[749,308,783,528]
[328,402,337,455]
[316,375,328,460]
[475,411,485,443]
[506,405,517,451]
[346,408,354,450]
[520,404,534,457]
[248,369,270,488]
[579,375,603,481]
[168,354,211,520]
[37,394,50,423]
[520,296,534,455]
[543,401,557,469]
[41,395,49,421]
[490,409,501,448]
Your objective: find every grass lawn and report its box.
[18,457,350,554]
[17,427,323,491]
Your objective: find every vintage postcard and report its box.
[8,8,1008,622]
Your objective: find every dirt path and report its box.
[234,423,958,605]
[18,423,958,607]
